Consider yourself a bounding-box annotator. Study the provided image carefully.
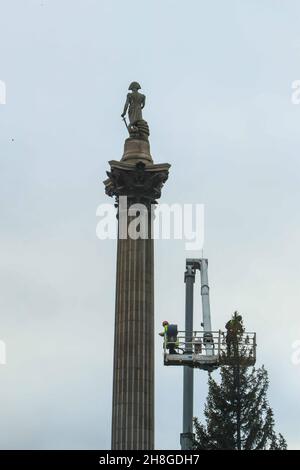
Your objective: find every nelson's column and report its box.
[104,82,170,449]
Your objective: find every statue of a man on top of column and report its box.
[121,82,150,141]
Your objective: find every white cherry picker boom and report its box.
[162,259,256,450]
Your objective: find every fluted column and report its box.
[104,138,170,450]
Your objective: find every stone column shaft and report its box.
[104,138,170,450]
[112,212,154,449]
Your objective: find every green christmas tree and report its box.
[193,313,287,450]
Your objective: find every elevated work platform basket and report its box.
[163,331,256,370]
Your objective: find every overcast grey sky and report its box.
[1,0,300,449]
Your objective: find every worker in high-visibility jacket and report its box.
[159,320,179,354]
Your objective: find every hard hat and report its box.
[162,320,169,326]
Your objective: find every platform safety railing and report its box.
[163,330,256,366]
